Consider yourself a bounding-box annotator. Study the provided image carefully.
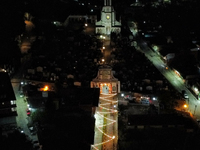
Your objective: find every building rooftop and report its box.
[128,113,197,129]
[0,72,16,102]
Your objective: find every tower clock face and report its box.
[106,15,110,20]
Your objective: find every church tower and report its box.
[95,0,121,35]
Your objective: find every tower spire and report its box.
[104,0,112,6]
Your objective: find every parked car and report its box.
[140,99,149,105]
[124,95,134,100]
[19,91,24,97]
[182,90,189,99]
[29,126,37,135]
[26,109,31,116]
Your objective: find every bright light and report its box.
[153,45,158,51]
[43,85,49,91]
[184,104,187,108]
[102,59,105,62]
[153,97,156,100]
[85,23,88,26]
[121,93,124,97]
[102,46,105,49]
[21,82,24,85]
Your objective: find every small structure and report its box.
[91,65,120,94]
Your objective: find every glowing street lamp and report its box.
[43,85,49,91]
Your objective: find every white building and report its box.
[95,0,121,35]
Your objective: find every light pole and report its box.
[183,104,188,112]
[121,93,124,101]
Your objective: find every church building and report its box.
[95,0,121,35]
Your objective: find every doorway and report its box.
[102,85,109,94]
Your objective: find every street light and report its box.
[183,104,188,111]
[101,59,105,64]
[121,93,124,100]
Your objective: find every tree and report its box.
[1,130,32,150]
[157,90,176,110]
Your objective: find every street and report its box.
[92,93,118,150]
[137,41,200,120]
[11,78,38,142]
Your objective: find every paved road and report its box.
[11,78,38,142]
[92,93,118,150]
[137,41,200,120]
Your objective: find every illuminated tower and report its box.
[95,0,121,35]
[91,65,120,94]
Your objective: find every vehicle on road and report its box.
[182,90,189,99]
[29,126,37,135]
[124,95,135,100]
[140,99,149,105]
[19,91,24,97]
[27,109,31,116]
